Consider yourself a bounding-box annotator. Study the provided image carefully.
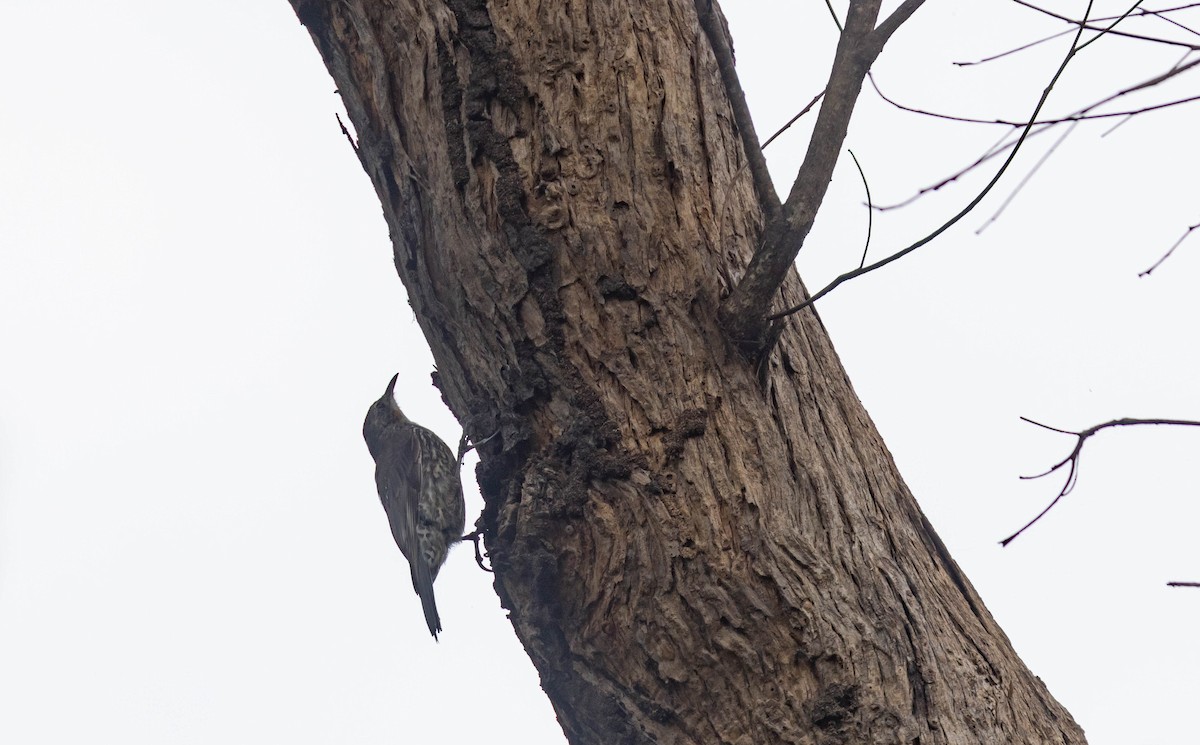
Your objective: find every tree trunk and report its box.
[290,1,1085,742]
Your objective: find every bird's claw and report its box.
[461,530,493,573]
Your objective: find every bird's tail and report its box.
[411,562,442,640]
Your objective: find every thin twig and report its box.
[718,0,896,347]
[1077,0,1147,52]
[1000,416,1200,546]
[871,47,1200,212]
[879,88,1200,127]
[1010,0,1200,50]
[976,120,1079,234]
[957,3,1200,66]
[823,0,843,32]
[1167,581,1200,587]
[1142,4,1200,37]
[873,116,1057,211]
[872,56,1200,129]
[1139,220,1200,275]
[847,149,874,268]
[1100,113,1136,136]
[761,90,826,151]
[870,88,1200,211]
[769,1,1101,321]
[956,28,1077,66]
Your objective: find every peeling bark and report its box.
[290,1,1085,742]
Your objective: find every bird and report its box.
[363,373,466,639]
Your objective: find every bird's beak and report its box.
[385,372,399,400]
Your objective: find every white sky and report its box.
[1,2,1197,743]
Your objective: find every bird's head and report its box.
[363,373,408,455]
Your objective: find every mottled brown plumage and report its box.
[363,374,465,639]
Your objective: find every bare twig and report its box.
[1077,0,1149,51]
[872,56,1200,129]
[877,88,1200,127]
[873,118,1057,211]
[955,28,1077,66]
[761,90,826,151]
[871,45,1200,212]
[719,0,924,349]
[871,89,1200,212]
[1139,219,1200,275]
[1141,4,1200,37]
[1100,112,1136,136]
[770,1,1100,321]
[1167,581,1200,587]
[976,120,1079,234]
[1132,2,1200,13]
[823,0,844,32]
[1000,416,1200,546]
[871,0,927,52]
[1010,0,1200,50]
[847,150,874,268]
[957,2,1200,66]
[714,91,824,254]
[719,0,895,349]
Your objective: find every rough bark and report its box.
[290,1,1086,742]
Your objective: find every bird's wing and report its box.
[373,427,421,558]
[374,426,442,638]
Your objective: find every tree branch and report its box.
[870,0,927,54]
[695,0,781,221]
[1000,417,1200,546]
[719,0,914,350]
[768,2,1098,320]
